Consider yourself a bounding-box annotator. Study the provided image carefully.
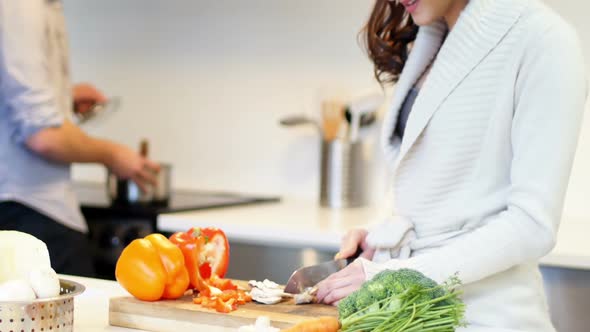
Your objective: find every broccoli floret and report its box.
[337,291,358,319]
[379,269,445,302]
[338,269,445,321]
[378,268,437,289]
[369,269,437,299]
[386,269,443,303]
[354,288,379,310]
[338,269,465,332]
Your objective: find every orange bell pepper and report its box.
[116,234,190,301]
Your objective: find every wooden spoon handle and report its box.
[139,139,149,158]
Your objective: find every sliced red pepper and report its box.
[171,228,230,283]
[237,291,252,305]
[198,228,230,279]
[209,275,238,291]
[169,231,209,292]
[214,298,235,313]
[192,288,251,313]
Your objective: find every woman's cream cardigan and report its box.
[360,0,587,330]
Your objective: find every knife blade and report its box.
[284,248,363,294]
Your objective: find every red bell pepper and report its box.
[169,230,208,291]
[169,227,230,290]
[199,227,230,278]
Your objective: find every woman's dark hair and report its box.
[362,0,419,85]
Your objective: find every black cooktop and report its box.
[74,182,280,217]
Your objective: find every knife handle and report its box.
[346,247,364,265]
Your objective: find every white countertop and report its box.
[158,198,590,270]
[65,275,231,332]
[66,275,138,332]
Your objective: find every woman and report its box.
[316,0,587,330]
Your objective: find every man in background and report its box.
[0,0,159,276]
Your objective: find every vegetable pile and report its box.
[116,227,252,313]
[338,269,465,332]
[192,276,252,313]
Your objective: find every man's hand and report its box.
[73,83,107,115]
[107,144,161,192]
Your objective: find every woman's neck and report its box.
[444,0,469,30]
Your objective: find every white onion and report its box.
[0,279,37,302]
[29,267,60,299]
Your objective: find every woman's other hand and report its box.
[335,228,375,260]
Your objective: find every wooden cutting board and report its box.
[109,285,338,332]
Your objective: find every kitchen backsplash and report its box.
[65,0,590,215]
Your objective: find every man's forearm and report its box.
[26,120,159,189]
[26,120,115,167]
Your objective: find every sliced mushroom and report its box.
[249,279,292,305]
[294,286,318,305]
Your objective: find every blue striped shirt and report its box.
[0,0,86,232]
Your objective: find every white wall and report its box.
[541,0,590,218]
[66,1,590,214]
[66,0,382,200]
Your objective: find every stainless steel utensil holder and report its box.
[320,140,367,208]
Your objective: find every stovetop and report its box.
[74,182,280,216]
[75,182,280,280]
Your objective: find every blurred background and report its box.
[65,0,590,214]
[62,2,589,331]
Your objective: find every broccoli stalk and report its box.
[338,269,466,332]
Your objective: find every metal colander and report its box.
[0,279,85,332]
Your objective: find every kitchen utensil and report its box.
[74,96,121,125]
[139,138,149,158]
[284,248,363,294]
[110,280,337,331]
[321,100,344,141]
[0,279,85,332]
[319,139,368,208]
[344,108,377,127]
[279,115,322,137]
[347,93,384,142]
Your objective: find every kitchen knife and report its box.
[284,248,363,294]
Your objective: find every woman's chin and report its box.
[411,13,436,26]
